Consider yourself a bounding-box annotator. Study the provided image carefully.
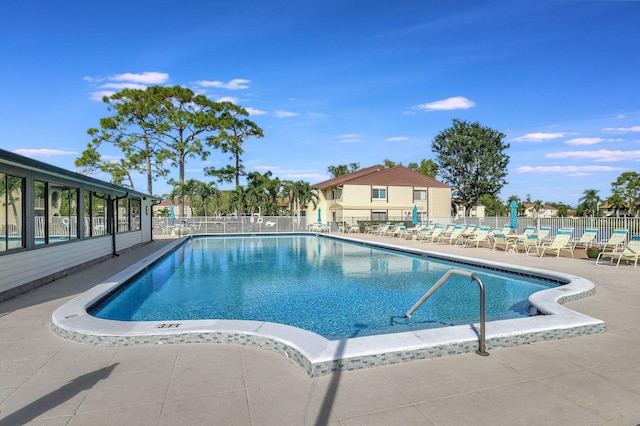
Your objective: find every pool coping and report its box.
[51,234,606,377]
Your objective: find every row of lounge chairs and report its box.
[347,223,637,266]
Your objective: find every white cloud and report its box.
[196,79,250,90]
[387,137,409,141]
[14,148,78,157]
[216,96,238,104]
[417,96,475,111]
[100,82,147,90]
[546,149,640,162]
[602,125,640,133]
[110,72,169,84]
[338,134,361,143]
[274,110,299,118]
[512,132,565,142]
[89,91,115,101]
[516,165,623,173]
[564,137,604,146]
[245,107,267,115]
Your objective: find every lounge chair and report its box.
[538,230,574,258]
[570,228,598,249]
[437,225,465,245]
[501,226,513,235]
[375,224,390,236]
[392,224,408,238]
[462,226,490,248]
[514,234,540,256]
[492,233,515,253]
[599,229,629,253]
[421,224,443,243]
[536,227,551,243]
[596,237,640,267]
[347,223,360,233]
[416,225,435,241]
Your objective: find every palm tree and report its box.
[245,171,282,216]
[192,180,219,216]
[605,192,627,218]
[228,186,248,216]
[578,189,601,217]
[282,180,319,223]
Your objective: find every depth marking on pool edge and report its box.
[156,323,182,329]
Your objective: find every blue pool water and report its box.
[90,235,558,340]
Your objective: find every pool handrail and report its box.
[403,268,489,356]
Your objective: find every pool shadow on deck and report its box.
[0,363,119,426]
[315,323,368,426]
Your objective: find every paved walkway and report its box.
[1,234,639,425]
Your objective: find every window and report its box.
[92,193,108,236]
[34,181,79,245]
[130,199,141,231]
[84,191,109,237]
[372,211,387,221]
[50,184,78,242]
[372,188,387,200]
[34,180,46,245]
[117,198,129,232]
[1,173,25,252]
[414,190,426,201]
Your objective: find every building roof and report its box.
[155,199,192,207]
[314,165,451,190]
[0,148,158,200]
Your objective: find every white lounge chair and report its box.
[492,233,515,253]
[596,237,640,267]
[538,230,574,258]
[599,229,629,253]
[462,226,490,248]
[570,228,598,249]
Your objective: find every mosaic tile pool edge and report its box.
[51,320,607,377]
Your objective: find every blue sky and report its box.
[1,0,639,207]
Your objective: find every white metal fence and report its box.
[153,215,640,243]
[154,216,313,235]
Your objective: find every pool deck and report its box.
[1,234,640,425]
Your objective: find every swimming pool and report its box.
[89,235,557,340]
[53,234,606,376]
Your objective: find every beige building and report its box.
[309,165,452,223]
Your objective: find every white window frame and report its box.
[372,187,387,200]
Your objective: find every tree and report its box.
[327,163,360,178]
[79,86,251,213]
[431,119,509,216]
[478,194,507,216]
[245,171,282,216]
[204,107,264,186]
[611,171,640,216]
[605,192,627,218]
[78,87,173,194]
[169,179,219,216]
[381,159,396,168]
[407,159,439,179]
[578,189,601,216]
[76,150,136,189]
[282,180,319,222]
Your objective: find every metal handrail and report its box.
[404,268,489,356]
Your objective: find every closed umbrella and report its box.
[509,200,518,229]
[412,205,418,225]
[317,208,322,222]
[169,204,175,221]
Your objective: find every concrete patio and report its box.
[1,234,639,425]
